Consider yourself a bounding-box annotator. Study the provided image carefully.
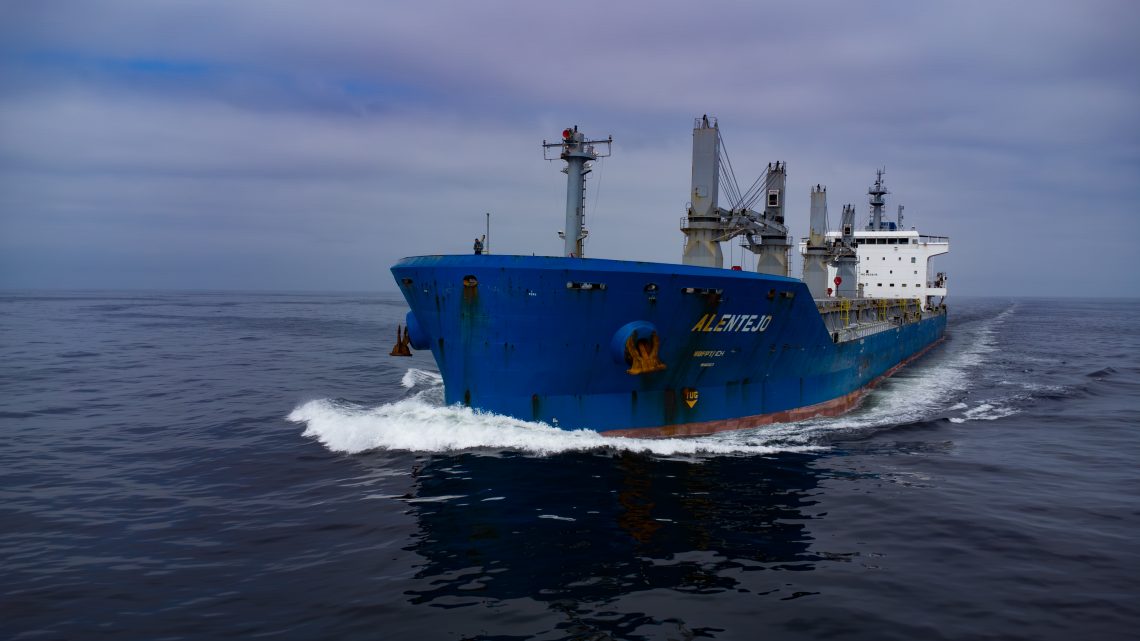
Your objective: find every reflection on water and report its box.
[398,451,843,613]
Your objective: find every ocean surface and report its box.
[2,291,1137,640]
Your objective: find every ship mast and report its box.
[543,126,612,258]
[867,168,889,231]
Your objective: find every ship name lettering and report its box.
[690,313,772,333]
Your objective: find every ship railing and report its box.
[679,216,728,231]
[836,319,896,343]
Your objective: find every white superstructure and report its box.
[797,169,949,304]
[818,230,949,301]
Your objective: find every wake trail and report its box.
[732,301,1019,440]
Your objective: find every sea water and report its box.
[2,292,1137,640]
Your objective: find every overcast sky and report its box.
[1,1,1137,296]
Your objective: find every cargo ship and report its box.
[390,117,949,437]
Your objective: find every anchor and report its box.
[389,324,413,357]
[624,330,666,375]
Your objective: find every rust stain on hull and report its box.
[603,337,946,439]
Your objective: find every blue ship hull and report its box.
[392,254,946,437]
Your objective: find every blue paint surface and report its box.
[392,254,946,431]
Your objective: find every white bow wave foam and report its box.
[289,369,819,457]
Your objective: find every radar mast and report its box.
[543,127,612,258]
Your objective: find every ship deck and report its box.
[815,297,946,344]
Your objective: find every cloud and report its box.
[1,0,1137,294]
